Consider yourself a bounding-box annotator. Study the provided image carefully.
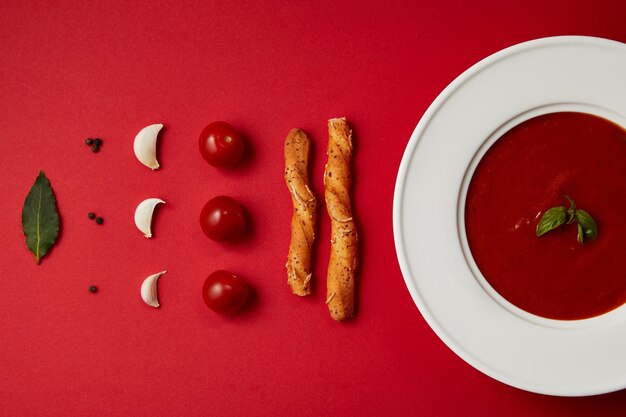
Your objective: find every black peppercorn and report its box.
[85,138,94,145]
[88,212,96,219]
[95,217,104,225]
[88,285,98,293]
[94,138,102,146]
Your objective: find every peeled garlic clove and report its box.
[133,123,163,170]
[134,198,165,238]
[141,270,167,308]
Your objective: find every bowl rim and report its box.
[458,102,626,329]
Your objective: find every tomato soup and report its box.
[465,112,626,320]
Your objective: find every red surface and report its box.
[2,1,626,416]
[466,112,626,320]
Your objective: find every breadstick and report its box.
[325,118,358,321]
[284,128,317,296]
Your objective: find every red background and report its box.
[2,1,626,416]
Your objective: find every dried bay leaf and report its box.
[21,171,59,264]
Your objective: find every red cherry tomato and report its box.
[199,121,245,168]
[199,196,246,242]
[202,270,249,314]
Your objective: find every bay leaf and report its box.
[21,171,60,264]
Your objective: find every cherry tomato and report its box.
[199,121,245,168]
[199,196,246,242]
[202,270,249,314]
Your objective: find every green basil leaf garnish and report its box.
[536,195,598,245]
[536,206,567,236]
[574,209,598,243]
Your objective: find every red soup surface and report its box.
[465,111,626,320]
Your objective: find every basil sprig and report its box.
[536,195,598,244]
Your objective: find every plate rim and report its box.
[392,35,626,396]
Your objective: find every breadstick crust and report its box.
[284,128,316,296]
[325,118,358,320]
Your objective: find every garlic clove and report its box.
[141,270,167,308]
[133,123,163,170]
[134,198,165,238]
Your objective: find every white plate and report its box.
[393,36,626,396]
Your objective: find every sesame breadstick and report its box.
[324,118,358,320]
[284,128,317,296]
